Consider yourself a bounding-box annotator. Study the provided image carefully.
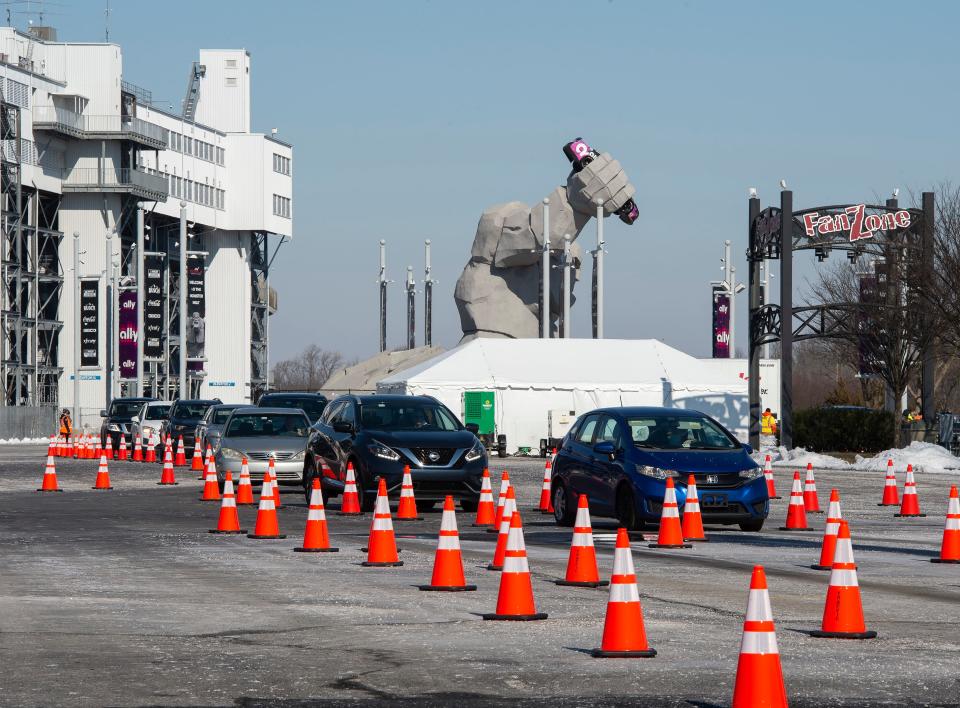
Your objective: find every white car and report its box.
[131,401,173,449]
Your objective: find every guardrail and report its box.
[33,106,168,146]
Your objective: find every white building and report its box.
[0,26,292,426]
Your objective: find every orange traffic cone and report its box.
[158,444,177,485]
[118,435,128,461]
[813,489,843,570]
[931,486,960,563]
[338,462,362,515]
[482,511,548,621]
[878,459,899,506]
[681,475,708,542]
[269,458,283,509]
[395,465,422,520]
[472,468,496,527]
[556,494,607,587]
[763,455,780,498]
[895,464,925,517]
[92,454,113,490]
[132,433,143,462]
[54,435,62,457]
[419,495,476,591]
[37,449,62,492]
[732,565,788,707]
[199,446,213,480]
[489,471,511,533]
[779,471,809,530]
[145,435,156,463]
[811,520,876,639]
[247,471,286,539]
[235,458,255,505]
[489,485,517,570]
[649,477,691,548]
[199,456,221,501]
[536,453,554,513]
[175,436,186,466]
[105,435,114,460]
[209,472,246,534]
[803,463,822,513]
[294,478,338,552]
[190,439,203,471]
[362,478,403,567]
[591,527,655,657]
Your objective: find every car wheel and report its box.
[739,519,764,532]
[616,485,645,532]
[552,480,576,527]
[459,499,479,513]
[416,500,437,513]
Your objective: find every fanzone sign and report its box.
[801,204,912,243]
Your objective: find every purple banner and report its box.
[712,290,730,358]
[118,291,137,379]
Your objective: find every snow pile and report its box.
[758,447,851,470]
[853,441,960,474]
[0,436,52,445]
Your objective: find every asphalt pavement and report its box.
[1,445,959,707]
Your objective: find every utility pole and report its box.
[541,198,550,338]
[711,239,745,357]
[178,202,187,399]
[562,236,572,338]
[378,239,387,352]
[105,230,113,404]
[592,198,604,339]
[73,231,81,430]
[405,265,416,350]
[423,239,433,347]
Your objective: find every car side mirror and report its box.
[333,421,354,434]
[594,440,616,457]
[99,409,107,417]
[465,423,480,435]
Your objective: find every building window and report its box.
[272,194,291,219]
[272,153,291,175]
[216,147,224,166]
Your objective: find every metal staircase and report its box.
[181,62,205,121]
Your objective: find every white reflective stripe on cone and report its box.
[502,555,529,573]
[222,497,237,508]
[440,512,457,532]
[827,503,841,517]
[307,507,325,521]
[612,548,635,576]
[574,507,591,527]
[833,539,855,564]
[745,589,773,622]
[684,502,701,513]
[372,516,393,531]
[259,499,275,511]
[571,531,594,547]
[309,489,323,507]
[437,535,461,550]
[825,522,840,535]
[828,568,859,587]
[374,496,390,515]
[609,582,640,603]
[740,630,779,655]
[946,517,960,531]
[662,506,680,518]
[506,526,525,552]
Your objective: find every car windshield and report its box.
[225,413,309,438]
[171,402,213,420]
[359,400,460,432]
[211,408,237,425]
[261,396,326,421]
[144,404,171,420]
[109,401,146,418]
[627,414,739,450]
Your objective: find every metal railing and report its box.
[62,167,169,196]
[33,106,169,146]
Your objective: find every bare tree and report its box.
[271,345,346,391]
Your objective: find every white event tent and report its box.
[377,339,772,451]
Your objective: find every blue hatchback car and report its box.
[551,407,768,532]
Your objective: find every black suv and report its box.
[100,397,157,449]
[304,394,486,511]
[161,399,222,449]
[258,392,328,423]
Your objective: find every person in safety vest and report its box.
[761,408,777,436]
[59,408,73,443]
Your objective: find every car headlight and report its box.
[107,424,120,431]
[291,450,306,461]
[638,466,679,480]
[739,468,763,480]
[464,439,485,462]
[368,439,400,461]
[219,447,243,460]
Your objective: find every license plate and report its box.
[701,494,727,508]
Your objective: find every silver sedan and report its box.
[214,407,310,487]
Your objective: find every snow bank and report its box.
[853,441,960,474]
[0,437,52,445]
[752,446,850,470]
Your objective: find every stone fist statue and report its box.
[455,152,636,339]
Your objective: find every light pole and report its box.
[378,239,387,352]
[562,235,572,338]
[405,265,416,350]
[135,207,144,397]
[178,201,187,399]
[423,240,433,347]
[593,198,605,339]
[711,239,745,357]
[73,231,81,430]
[105,229,113,404]
[541,198,550,338]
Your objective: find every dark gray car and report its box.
[214,407,310,487]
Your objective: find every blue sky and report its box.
[53,0,960,362]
